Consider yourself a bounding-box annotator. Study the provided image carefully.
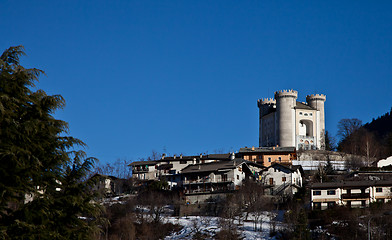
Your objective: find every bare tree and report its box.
[359,129,380,166]
[337,118,363,140]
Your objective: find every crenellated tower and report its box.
[274,90,298,148]
[306,94,326,148]
[257,98,277,146]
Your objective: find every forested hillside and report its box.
[337,108,392,160]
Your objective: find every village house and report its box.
[260,163,304,197]
[129,160,159,180]
[129,153,234,183]
[179,159,264,203]
[310,180,392,210]
[90,174,128,196]
[237,146,296,167]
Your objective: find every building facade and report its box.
[238,146,296,167]
[261,163,304,196]
[258,90,326,150]
[310,180,392,210]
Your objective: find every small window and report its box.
[313,202,321,210]
[180,160,187,164]
[282,177,286,182]
[376,188,383,192]
[313,190,321,196]
[327,202,335,209]
[377,198,385,203]
[327,190,336,195]
[268,157,271,162]
[309,113,313,116]
[299,112,303,115]
[304,113,308,116]
[278,157,282,162]
[237,175,239,180]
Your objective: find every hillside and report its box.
[363,108,392,140]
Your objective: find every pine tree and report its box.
[0,46,102,239]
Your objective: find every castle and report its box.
[258,90,326,150]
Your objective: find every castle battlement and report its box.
[274,89,298,98]
[258,98,276,105]
[306,94,326,101]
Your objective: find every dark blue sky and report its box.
[2,1,392,163]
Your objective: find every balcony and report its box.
[132,168,149,173]
[182,178,233,185]
[341,193,370,199]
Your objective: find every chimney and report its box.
[198,165,201,170]
[272,146,275,150]
[161,153,166,160]
[252,146,255,151]
[200,153,203,159]
[180,154,183,159]
[173,155,176,159]
[230,152,235,160]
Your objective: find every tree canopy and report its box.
[0,46,102,239]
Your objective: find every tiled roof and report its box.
[311,180,392,189]
[129,160,158,166]
[266,163,303,173]
[181,159,246,174]
[295,101,315,110]
[238,146,296,153]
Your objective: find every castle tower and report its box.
[257,98,276,146]
[275,90,298,147]
[306,94,327,149]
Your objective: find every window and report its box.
[313,190,321,196]
[304,113,308,116]
[180,160,187,164]
[309,113,313,116]
[278,157,282,162]
[237,175,239,180]
[376,187,383,193]
[268,157,271,162]
[327,202,335,209]
[299,112,303,115]
[282,177,286,182]
[377,198,385,203]
[327,190,336,195]
[313,202,321,210]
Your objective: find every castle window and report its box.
[310,113,313,116]
[299,112,303,115]
[304,113,308,116]
[268,157,271,162]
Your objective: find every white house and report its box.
[261,163,304,196]
[180,159,257,194]
[310,180,392,210]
